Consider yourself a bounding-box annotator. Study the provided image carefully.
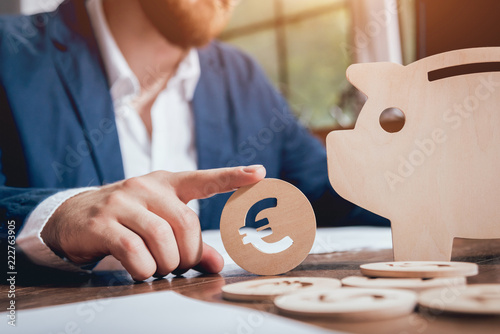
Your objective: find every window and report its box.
[221,0,354,130]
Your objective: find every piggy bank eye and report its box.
[380,108,405,133]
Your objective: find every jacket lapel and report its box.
[193,47,235,170]
[49,0,124,185]
[193,46,237,229]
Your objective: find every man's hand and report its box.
[41,166,266,281]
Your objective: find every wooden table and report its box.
[2,238,500,333]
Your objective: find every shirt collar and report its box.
[86,0,200,103]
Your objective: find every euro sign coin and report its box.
[220,178,316,275]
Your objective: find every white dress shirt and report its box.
[17,0,200,271]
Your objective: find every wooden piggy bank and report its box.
[327,47,500,261]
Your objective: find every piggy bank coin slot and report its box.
[428,62,500,82]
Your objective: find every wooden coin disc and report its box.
[342,276,467,292]
[360,261,478,278]
[274,288,417,321]
[222,277,341,302]
[419,284,500,315]
[220,178,316,275]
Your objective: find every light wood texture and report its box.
[326,47,500,261]
[2,238,499,334]
[341,276,466,292]
[360,261,478,278]
[220,178,316,275]
[274,288,417,321]
[221,277,341,302]
[419,284,500,315]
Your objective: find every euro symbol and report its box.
[239,198,294,254]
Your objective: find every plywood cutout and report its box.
[221,277,340,302]
[419,284,500,315]
[327,47,500,261]
[341,276,466,292]
[220,178,316,275]
[359,261,478,278]
[274,288,417,321]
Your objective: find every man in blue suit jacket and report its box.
[0,0,386,280]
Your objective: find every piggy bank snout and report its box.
[326,130,366,205]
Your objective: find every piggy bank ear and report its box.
[346,62,404,97]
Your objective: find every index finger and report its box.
[172,165,266,203]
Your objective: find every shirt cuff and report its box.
[17,187,99,273]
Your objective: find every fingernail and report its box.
[243,165,263,173]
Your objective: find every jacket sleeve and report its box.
[0,64,63,242]
[0,186,62,277]
[0,186,61,235]
[0,61,65,267]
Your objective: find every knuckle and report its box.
[122,176,148,191]
[105,192,128,207]
[148,222,172,240]
[86,217,101,231]
[119,235,145,255]
[88,199,110,218]
[150,170,173,184]
[177,209,199,233]
[202,181,220,198]
[150,170,169,178]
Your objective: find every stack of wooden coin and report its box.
[222,276,418,321]
[343,261,499,316]
[342,261,477,292]
[221,261,500,320]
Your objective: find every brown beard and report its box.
[139,0,232,49]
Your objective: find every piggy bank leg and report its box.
[391,222,453,261]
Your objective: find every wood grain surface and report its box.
[2,237,499,334]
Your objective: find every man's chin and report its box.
[139,0,231,49]
[160,29,216,49]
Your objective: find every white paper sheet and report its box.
[2,291,341,334]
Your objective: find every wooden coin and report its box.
[220,178,316,275]
[342,276,466,292]
[360,261,478,278]
[274,288,417,321]
[419,284,500,315]
[222,277,341,302]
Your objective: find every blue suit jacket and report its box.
[0,0,387,249]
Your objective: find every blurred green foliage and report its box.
[221,0,416,129]
[221,0,353,129]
